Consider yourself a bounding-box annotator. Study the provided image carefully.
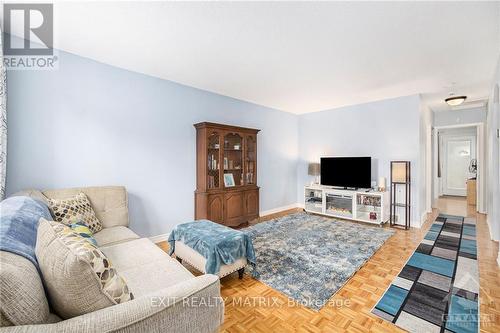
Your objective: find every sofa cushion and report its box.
[9,189,48,205]
[48,192,103,233]
[101,238,195,298]
[35,219,134,319]
[94,226,140,247]
[43,186,129,229]
[0,251,50,326]
[69,221,98,246]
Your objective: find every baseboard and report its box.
[420,213,427,227]
[260,203,301,217]
[485,215,499,242]
[419,210,433,227]
[149,233,170,244]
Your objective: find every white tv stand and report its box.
[304,184,389,225]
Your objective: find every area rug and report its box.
[242,212,395,310]
[372,214,479,333]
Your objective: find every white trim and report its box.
[426,124,432,213]
[477,123,486,213]
[149,233,170,244]
[260,203,300,217]
[433,127,439,206]
[434,123,484,130]
[486,218,496,241]
[420,212,429,226]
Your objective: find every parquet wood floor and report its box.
[157,198,499,332]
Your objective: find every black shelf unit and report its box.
[390,161,411,230]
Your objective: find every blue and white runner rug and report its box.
[372,214,479,333]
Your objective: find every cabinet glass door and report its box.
[207,132,220,189]
[356,194,381,222]
[223,133,243,187]
[245,135,256,185]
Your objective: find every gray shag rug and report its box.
[242,212,395,310]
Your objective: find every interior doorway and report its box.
[432,123,485,212]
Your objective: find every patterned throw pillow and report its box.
[69,221,98,246]
[35,219,133,319]
[48,192,102,233]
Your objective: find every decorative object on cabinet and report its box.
[224,173,235,187]
[308,163,320,185]
[194,122,260,227]
[390,161,411,230]
[377,176,386,192]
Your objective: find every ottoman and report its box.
[168,220,256,279]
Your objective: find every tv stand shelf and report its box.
[304,185,389,225]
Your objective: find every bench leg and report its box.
[238,267,244,279]
[176,256,182,264]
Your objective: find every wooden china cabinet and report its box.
[194,122,260,227]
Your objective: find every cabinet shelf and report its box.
[392,203,409,208]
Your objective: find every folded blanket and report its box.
[0,196,52,271]
[168,220,256,275]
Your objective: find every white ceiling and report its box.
[5,1,500,114]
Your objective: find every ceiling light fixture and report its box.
[445,95,467,106]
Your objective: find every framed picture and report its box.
[224,173,235,187]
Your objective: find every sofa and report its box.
[0,186,224,332]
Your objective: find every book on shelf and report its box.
[208,154,219,170]
[208,175,214,188]
[246,172,254,184]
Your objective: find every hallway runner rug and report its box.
[372,214,479,333]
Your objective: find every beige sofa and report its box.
[0,186,224,333]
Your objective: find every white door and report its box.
[442,135,476,196]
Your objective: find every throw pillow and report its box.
[35,218,133,319]
[47,192,102,233]
[69,221,98,246]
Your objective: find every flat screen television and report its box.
[320,157,371,189]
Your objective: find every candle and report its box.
[378,177,386,191]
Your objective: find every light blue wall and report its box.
[6,42,427,233]
[434,107,486,127]
[6,49,299,237]
[297,95,422,226]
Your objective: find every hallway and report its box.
[435,196,474,217]
[435,196,500,332]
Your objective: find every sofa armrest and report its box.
[3,274,223,333]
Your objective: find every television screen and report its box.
[320,157,371,189]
